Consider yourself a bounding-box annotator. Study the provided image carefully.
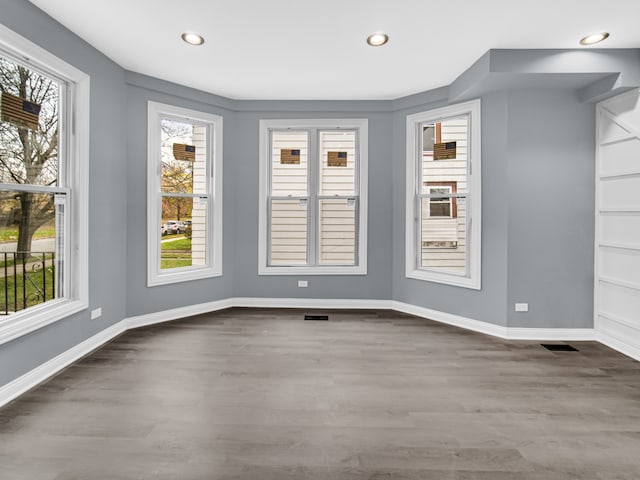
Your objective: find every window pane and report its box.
[429,202,451,217]
[270,199,307,265]
[422,124,435,152]
[421,115,469,194]
[161,118,207,195]
[319,198,356,265]
[0,190,62,315]
[271,131,308,197]
[420,196,467,274]
[319,130,356,196]
[161,196,206,270]
[0,55,61,187]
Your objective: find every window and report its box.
[426,182,457,218]
[0,24,89,344]
[406,99,481,289]
[258,119,368,275]
[147,102,222,286]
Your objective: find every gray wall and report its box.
[506,89,595,328]
[391,92,510,326]
[0,0,127,386]
[124,78,234,317]
[123,83,395,306]
[391,88,596,329]
[230,108,393,300]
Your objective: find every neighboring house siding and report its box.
[270,131,357,265]
[270,132,308,265]
[421,118,468,273]
[191,125,207,266]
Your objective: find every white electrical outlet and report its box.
[298,280,308,288]
[91,307,102,320]
[515,303,529,312]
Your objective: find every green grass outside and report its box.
[161,238,191,251]
[160,240,192,269]
[0,225,56,242]
[160,259,192,269]
[0,267,56,314]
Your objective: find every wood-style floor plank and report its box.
[1,307,639,479]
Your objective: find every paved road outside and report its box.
[0,238,55,253]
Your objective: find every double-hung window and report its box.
[406,99,481,289]
[147,102,222,286]
[0,24,89,344]
[258,119,368,275]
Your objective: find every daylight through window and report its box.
[259,119,368,275]
[147,102,222,286]
[406,100,481,289]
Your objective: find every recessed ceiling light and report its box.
[579,32,609,46]
[367,32,389,47]
[181,32,205,46]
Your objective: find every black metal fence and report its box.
[1,252,56,315]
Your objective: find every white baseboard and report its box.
[2,297,633,408]
[391,301,596,341]
[0,320,127,408]
[392,300,507,337]
[596,314,640,361]
[231,297,392,310]
[598,330,640,361]
[126,298,234,330]
[506,327,596,341]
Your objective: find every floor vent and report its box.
[304,314,329,321]
[542,344,578,352]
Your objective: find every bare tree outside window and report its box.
[0,54,63,315]
[0,55,60,258]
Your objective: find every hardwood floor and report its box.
[1,308,640,479]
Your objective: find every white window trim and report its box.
[147,102,223,286]
[258,119,368,275]
[0,24,90,346]
[405,99,481,290]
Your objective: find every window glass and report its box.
[318,198,356,265]
[259,119,367,274]
[148,102,222,286]
[271,131,308,197]
[421,116,469,194]
[160,118,208,195]
[319,130,356,197]
[270,199,308,265]
[159,118,209,273]
[0,53,65,315]
[407,100,480,289]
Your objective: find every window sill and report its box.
[259,265,367,276]
[148,267,222,287]
[406,269,480,290]
[0,299,88,347]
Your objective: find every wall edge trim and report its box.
[126,298,235,330]
[0,320,127,408]
[597,330,640,362]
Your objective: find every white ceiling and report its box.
[29,0,640,100]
